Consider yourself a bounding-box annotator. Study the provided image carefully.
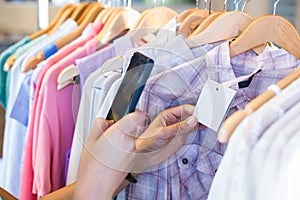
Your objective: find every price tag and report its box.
[193,79,237,132]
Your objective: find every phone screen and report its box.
[106,52,154,121]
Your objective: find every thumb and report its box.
[163,115,198,138]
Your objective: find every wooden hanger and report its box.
[96,7,141,49]
[3,4,76,71]
[58,7,176,90]
[57,8,140,90]
[176,8,199,23]
[230,15,300,59]
[93,8,120,25]
[30,3,76,40]
[188,10,224,37]
[69,2,90,23]
[218,66,300,143]
[76,2,100,25]
[131,8,153,28]
[46,4,77,35]
[22,3,103,72]
[177,9,210,37]
[128,6,178,44]
[186,10,254,48]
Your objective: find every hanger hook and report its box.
[204,0,208,10]
[153,0,156,7]
[209,0,212,14]
[273,0,280,15]
[234,0,242,10]
[224,0,228,10]
[241,0,252,12]
[195,0,199,9]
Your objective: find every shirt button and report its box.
[182,158,189,165]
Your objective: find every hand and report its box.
[74,111,147,200]
[133,104,201,172]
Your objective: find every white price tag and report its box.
[193,79,237,132]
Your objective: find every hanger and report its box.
[30,3,76,40]
[57,7,140,90]
[69,2,90,23]
[186,0,250,40]
[177,8,199,23]
[128,6,178,44]
[76,2,100,25]
[3,4,77,71]
[22,3,103,72]
[229,1,300,59]
[177,9,210,37]
[57,6,176,90]
[46,4,78,35]
[185,10,254,48]
[218,0,300,143]
[188,10,224,37]
[96,7,141,49]
[188,0,229,37]
[185,0,268,54]
[93,8,120,25]
[178,0,215,37]
[56,64,78,90]
[218,66,300,143]
[131,8,153,28]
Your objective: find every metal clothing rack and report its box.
[37,0,49,30]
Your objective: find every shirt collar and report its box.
[112,34,134,56]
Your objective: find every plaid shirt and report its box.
[126,42,300,200]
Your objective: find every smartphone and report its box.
[106,52,154,121]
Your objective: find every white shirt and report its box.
[208,75,300,200]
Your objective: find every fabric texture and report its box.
[18,19,78,200]
[208,61,300,200]
[67,35,135,184]
[127,42,300,200]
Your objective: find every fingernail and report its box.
[187,116,197,126]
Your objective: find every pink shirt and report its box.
[20,38,98,199]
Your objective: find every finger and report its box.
[113,110,147,138]
[162,115,198,138]
[162,104,195,124]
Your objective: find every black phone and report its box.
[106,52,154,121]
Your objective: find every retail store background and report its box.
[0,0,299,35]
[0,0,299,157]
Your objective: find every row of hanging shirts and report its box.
[0,0,299,200]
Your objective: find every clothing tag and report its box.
[193,79,237,132]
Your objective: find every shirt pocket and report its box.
[175,144,223,199]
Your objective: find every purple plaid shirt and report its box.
[126,42,300,199]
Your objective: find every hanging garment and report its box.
[1,18,78,198]
[124,42,300,200]
[207,73,300,200]
[67,18,182,184]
